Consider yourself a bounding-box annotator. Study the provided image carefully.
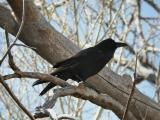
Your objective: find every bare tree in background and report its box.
[0,0,160,120]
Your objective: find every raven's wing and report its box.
[53,47,102,68]
[53,54,81,68]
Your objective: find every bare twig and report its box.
[94,107,103,120]
[1,28,35,120]
[5,29,20,71]
[144,0,160,12]
[3,71,70,87]
[100,0,125,40]
[0,0,25,66]
[0,75,35,120]
[122,54,138,120]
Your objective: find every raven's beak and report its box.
[116,42,128,48]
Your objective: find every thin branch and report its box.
[94,107,103,120]
[100,0,125,40]
[122,54,138,120]
[5,29,20,71]
[0,0,25,66]
[144,0,160,12]
[3,71,70,87]
[1,28,35,120]
[0,75,35,120]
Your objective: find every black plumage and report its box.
[33,38,128,95]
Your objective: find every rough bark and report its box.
[0,0,160,119]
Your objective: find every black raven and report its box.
[33,38,128,95]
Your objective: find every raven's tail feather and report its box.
[32,80,48,86]
[32,71,58,87]
[32,70,68,96]
[39,82,56,96]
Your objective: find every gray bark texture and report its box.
[0,0,160,119]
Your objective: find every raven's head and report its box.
[96,38,128,51]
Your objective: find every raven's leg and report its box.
[74,75,100,93]
[75,74,84,82]
[83,81,101,94]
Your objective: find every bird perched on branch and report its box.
[33,38,128,96]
